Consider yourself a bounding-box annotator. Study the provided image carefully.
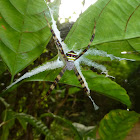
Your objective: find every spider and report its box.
[5,5,99,110]
[43,8,99,110]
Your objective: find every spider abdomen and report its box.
[66,61,74,70]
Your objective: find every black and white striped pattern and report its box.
[44,13,68,61]
[74,21,96,61]
[46,66,67,96]
[73,66,90,95]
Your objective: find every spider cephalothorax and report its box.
[66,50,78,61]
[65,50,78,70]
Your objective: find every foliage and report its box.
[0,108,49,140]
[0,0,140,139]
[99,109,140,140]
[0,98,140,139]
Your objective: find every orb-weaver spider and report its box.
[43,7,99,110]
[6,4,99,110]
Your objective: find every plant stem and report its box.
[10,75,14,84]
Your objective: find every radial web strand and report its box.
[85,48,135,61]
[6,58,64,90]
[44,1,69,53]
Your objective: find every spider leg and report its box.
[44,13,68,61]
[74,20,96,61]
[73,66,99,110]
[45,66,67,98]
[73,66,90,95]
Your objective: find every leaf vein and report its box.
[124,3,140,32]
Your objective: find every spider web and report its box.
[85,48,135,61]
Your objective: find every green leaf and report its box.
[0,109,49,136]
[83,128,97,140]
[16,113,49,135]
[0,97,10,108]
[27,68,131,108]
[98,109,140,140]
[0,56,7,76]
[65,0,140,61]
[0,109,16,140]
[68,87,81,95]
[72,122,97,140]
[40,113,82,139]
[0,0,60,76]
[17,117,27,130]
